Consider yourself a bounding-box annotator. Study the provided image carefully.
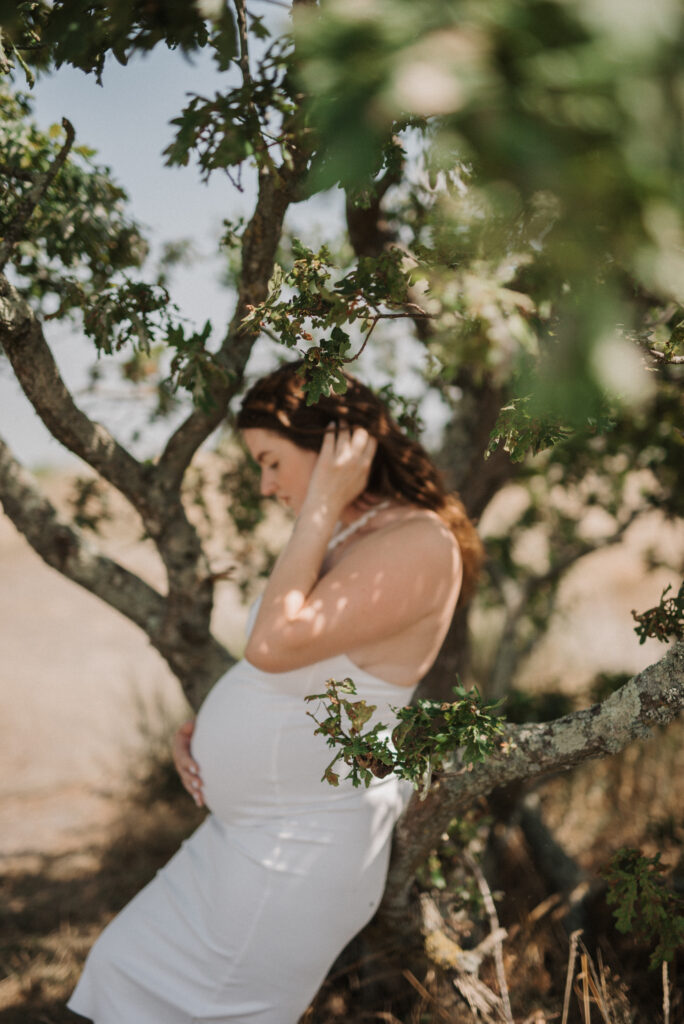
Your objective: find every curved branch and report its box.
[381,640,684,920]
[0,435,166,633]
[157,120,312,489]
[0,436,233,707]
[0,273,148,505]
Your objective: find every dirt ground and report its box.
[0,478,681,863]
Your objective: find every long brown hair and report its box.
[236,360,483,605]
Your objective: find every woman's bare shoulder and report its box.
[344,504,460,567]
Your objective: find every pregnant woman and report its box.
[68,360,482,1023]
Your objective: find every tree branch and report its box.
[157,109,312,490]
[381,640,684,921]
[0,436,233,707]
[649,348,684,365]
[0,163,37,182]
[0,436,166,634]
[234,0,253,94]
[0,118,75,271]
[0,273,149,505]
[345,156,437,344]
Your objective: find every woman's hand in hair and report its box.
[305,425,377,516]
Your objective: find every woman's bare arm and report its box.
[245,429,462,675]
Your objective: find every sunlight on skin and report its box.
[241,426,462,685]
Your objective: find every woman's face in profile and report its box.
[242,428,318,514]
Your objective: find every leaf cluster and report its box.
[0,89,147,309]
[631,583,684,646]
[166,320,228,411]
[0,0,233,85]
[67,476,112,533]
[304,677,503,791]
[242,240,411,402]
[164,37,298,182]
[603,847,684,968]
[487,398,575,463]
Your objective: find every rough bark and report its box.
[380,639,684,924]
[0,437,232,705]
[0,274,149,503]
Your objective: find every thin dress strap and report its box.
[327,501,391,552]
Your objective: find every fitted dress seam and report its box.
[211,861,275,1002]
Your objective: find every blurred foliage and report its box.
[0,0,233,84]
[475,370,683,695]
[603,847,684,968]
[291,0,684,433]
[294,0,684,279]
[502,688,574,725]
[632,582,684,645]
[67,476,112,533]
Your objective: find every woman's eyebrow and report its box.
[256,449,273,464]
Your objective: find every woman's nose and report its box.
[260,471,276,497]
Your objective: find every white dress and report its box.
[68,602,416,1023]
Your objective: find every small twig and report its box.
[596,948,612,1024]
[234,0,275,171]
[345,306,434,362]
[579,942,613,1024]
[0,117,75,271]
[578,953,592,1023]
[561,931,582,1024]
[649,348,684,364]
[258,324,283,346]
[234,0,253,93]
[401,969,454,1024]
[345,316,380,363]
[663,961,670,1024]
[224,165,244,192]
[369,309,433,320]
[463,851,513,1024]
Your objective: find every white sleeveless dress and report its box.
[68,600,416,1023]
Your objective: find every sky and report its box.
[1,44,253,467]
[0,35,442,469]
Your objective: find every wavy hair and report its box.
[236,361,483,605]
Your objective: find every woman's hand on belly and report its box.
[172,720,205,806]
